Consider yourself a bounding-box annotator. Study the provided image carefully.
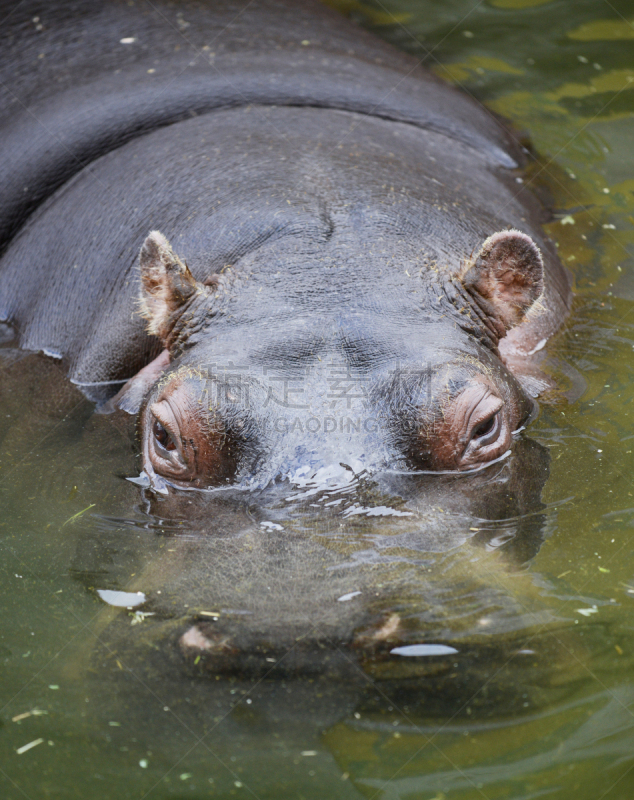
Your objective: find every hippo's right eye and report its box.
[471,411,500,445]
[153,419,177,451]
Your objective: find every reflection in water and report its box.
[61,428,620,798]
[68,432,585,739]
[74,438,556,659]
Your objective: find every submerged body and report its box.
[0,0,570,488]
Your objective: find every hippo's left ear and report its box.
[139,230,206,344]
[461,230,544,334]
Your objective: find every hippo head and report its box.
[113,229,543,493]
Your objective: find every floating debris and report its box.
[16,739,44,755]
[337,591,362,602]
[390,644,458,657]
[97,590,146,608]
[61,504,95,527]
[576,607,598,616]
[12,709,47,722]
[130,611,155,625]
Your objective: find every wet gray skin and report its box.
[123,106,552,492]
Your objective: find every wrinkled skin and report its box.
[128,186,548,491]
[0,0,571,496]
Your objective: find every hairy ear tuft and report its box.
[138,231,200,342]
[462,229,544,333]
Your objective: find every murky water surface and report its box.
[2,1,634,797]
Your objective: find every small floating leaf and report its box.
[11,710,46,722]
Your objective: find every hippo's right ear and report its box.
[138,231,203,344]
[461,230,544,335]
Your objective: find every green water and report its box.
[2,1,634,798]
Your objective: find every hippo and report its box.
[0,0,572,495]
[1,8,596,773]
